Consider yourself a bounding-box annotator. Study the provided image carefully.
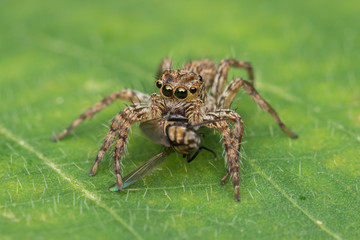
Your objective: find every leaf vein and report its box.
[0,124,143,240]
[245,157,342,240]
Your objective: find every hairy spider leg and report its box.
[217,77,298,138]
[211,59,254,100]
[89,94,164,190]
[204,109,244,202]
[51,90,150,141]
[156,58,173,79]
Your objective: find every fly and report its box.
[111,116,230,191]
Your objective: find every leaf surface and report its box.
[0,0,359,239]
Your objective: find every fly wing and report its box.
[109,149,173,191]
[140,118,170,147]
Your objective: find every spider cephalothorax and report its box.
[52,58,297,201]
[156,70,206,102]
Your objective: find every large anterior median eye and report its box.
[162,85,173,97]
[174,87,188,99]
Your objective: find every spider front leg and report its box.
[204,110,244,201]
[217,77,298,139]
[52,89,150,141]
[89,94,164,190]
[211,59,254,100]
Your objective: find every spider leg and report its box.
[88,94,164,190]
[182,59,217,90]
[88,104,144,177]
[112,133,126,189]
[217,77,298,138]
[52,90,150,141]
[204,110,244,201]
[211,59,254,100]
[156,58,173,79]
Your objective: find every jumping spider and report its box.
[52,58,297,201]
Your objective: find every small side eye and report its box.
[156,81,162,88]
[189,87,197,94]
[198,75,203,81]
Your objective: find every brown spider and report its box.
[52,58,297,201]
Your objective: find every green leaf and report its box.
[0,0,359,239]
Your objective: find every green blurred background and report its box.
[0,0,359,239]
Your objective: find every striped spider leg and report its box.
[203,110,244,202]
[216,77,298,138]
[53,92,164,190]
[52,89,150,141]
[88,94,164,190]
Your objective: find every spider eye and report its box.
[162,85,173,97]
[189,87,197,94]
[198,75,203,81]
[156,81,162,88]
[174,87,188,99]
